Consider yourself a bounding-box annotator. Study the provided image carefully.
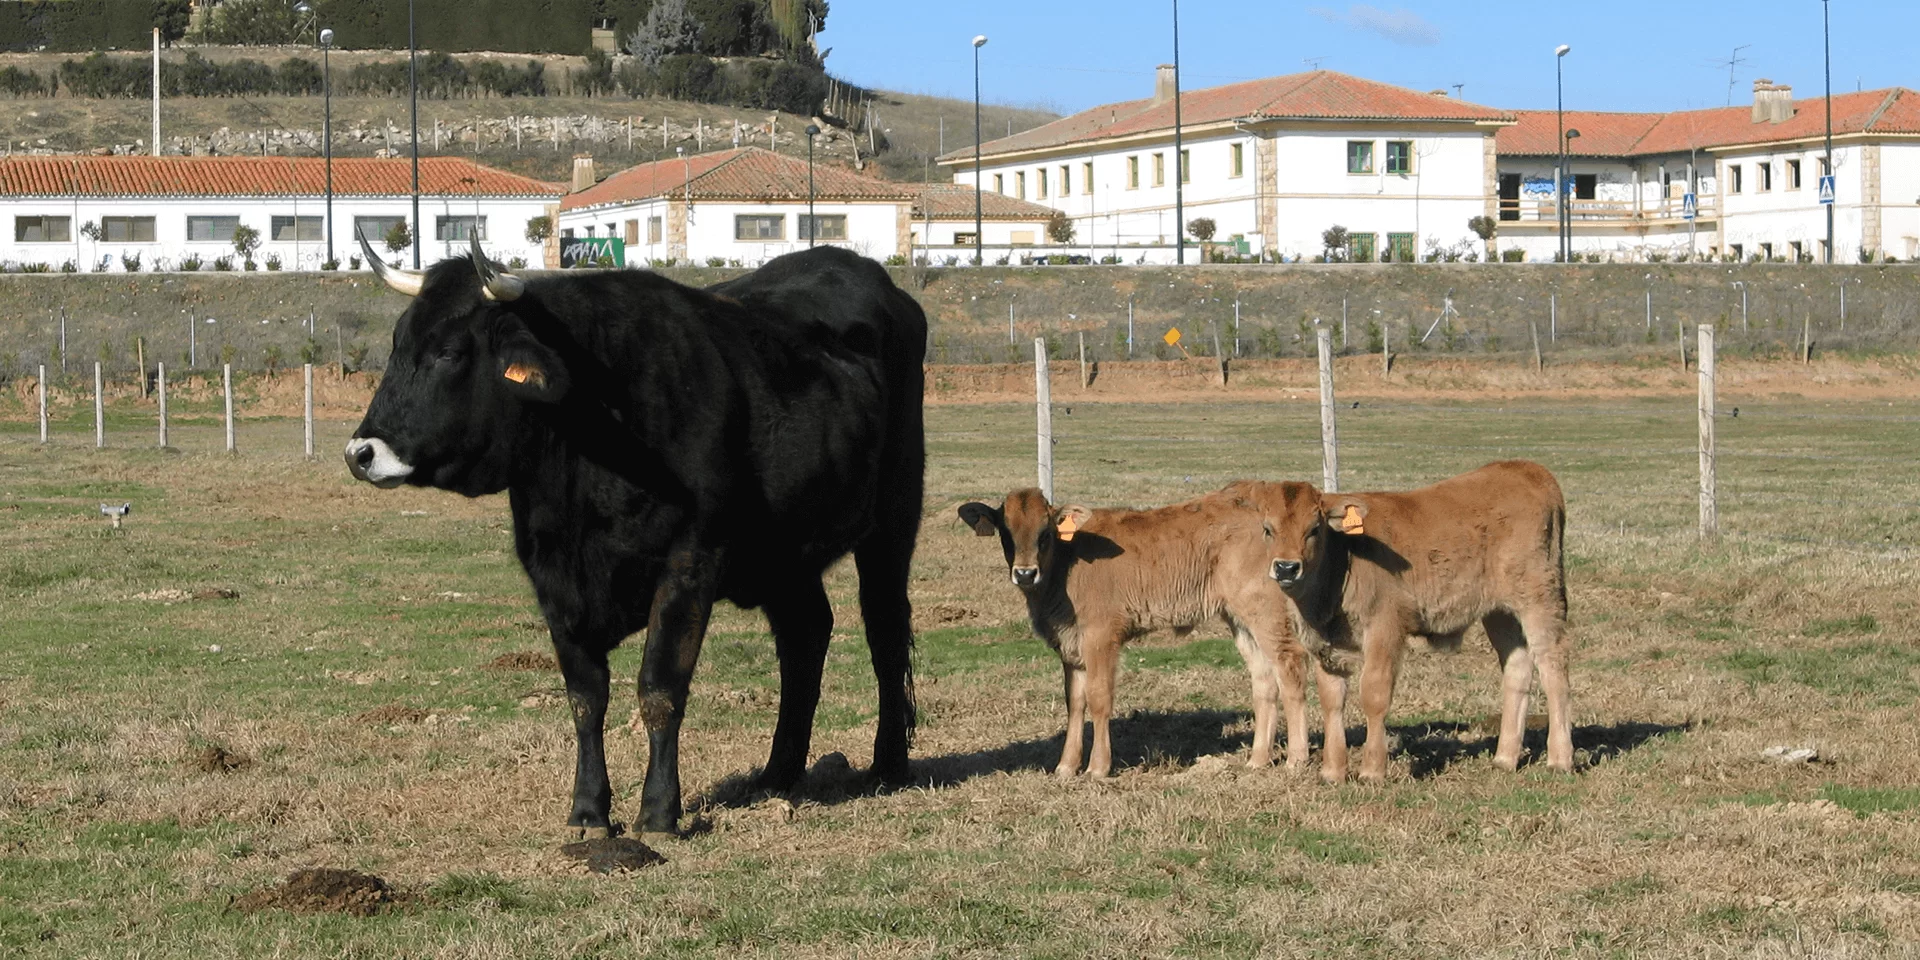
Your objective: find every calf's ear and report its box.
[1054,504,1093,541]
[957,502,1002,537]
[1322,496,1369,536]
[494,316,570,404]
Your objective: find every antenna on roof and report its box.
[1709,44,1751,107]
[1303,56,1327,71]
[1451,83,1464,99]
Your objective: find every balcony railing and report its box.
[1497,196,1718,223]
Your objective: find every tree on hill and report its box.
[155,0,193,46]
[192,0,303,46]
[627,0,703,68]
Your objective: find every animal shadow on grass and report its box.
[1391,718,1691,779]
[691,708,1250,813]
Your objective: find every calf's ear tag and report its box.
[1341,504,1366,536]
[503,362,545,387]
[1055,514,1079,542]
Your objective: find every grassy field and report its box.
[2,392,1918,958]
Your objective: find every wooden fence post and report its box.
[93,361,104,448]
[157,362,168,448]
[1530,320,1543,373]
[1212,319,1226,385]
[1381,321,1392,376]
[1802,311,1812,364]
[1698,324,1717,540]
[1034,337,1053,502]
[1317,325,1339,493]
[303,363,315,459]
[1078,331,1088,390]
[37,364,47,444]
[136,336,146,399]
[223,364,235,454]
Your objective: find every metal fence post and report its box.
[1033,337,1053,502]
[157,362,168,448]
[223,363,235,454]
[1698,324,1717,540]
[1317,325,1338,493]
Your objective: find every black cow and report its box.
[344,235,924,837]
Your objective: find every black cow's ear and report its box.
[957,502,1001,537]
[495,317,570,404]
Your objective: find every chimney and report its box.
[1153,64,1177,106]
[1750,80,1794,124]
[1770,83,1793,123]
[571,154,595,192]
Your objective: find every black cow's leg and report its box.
[636,547,721,835]
[854,536,917,784]
[758,577,834,791]
[551,634,614,835]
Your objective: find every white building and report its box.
[1494,80,1920,262]
[0,155,562,273]
[907,183,1064,264]
[938,68,1516,263]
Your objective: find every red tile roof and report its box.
[1497,88,1920,157]
[0,155,562,198]
[941,70,1514,163]
[561,147,915,211]
[912,183,1056,220]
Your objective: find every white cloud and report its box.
[1308,4,1442,47]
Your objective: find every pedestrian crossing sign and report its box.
[1819,175,1836,205]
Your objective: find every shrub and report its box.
[1186,217,1216,242]
[524,215,553,245]
[1467,215,1497,242]
[883,254,907,266]
[21,262,52,274]
[299,338,322,365]
[231,224,261,267]
[1321,225,1349,262]
[321,258,340,271]
[60,259,76,273]
[213,256,234,271]
[705,256,727,267]
[264,252,283,271]
[1501,248,1525,262]
[262,344,283,377]
[179,253,203,271]
[382,220,412,258]
[1047,211,1076,244]
[119,251,143,272]
[506,256,527,269]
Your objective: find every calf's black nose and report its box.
[1271,560,1302,583]
[1012,566,1039,587]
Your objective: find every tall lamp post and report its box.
[972,34,987,266]
[408,0,421,268]
[320,26,334,265]
[1563,128,1581,259]
[1822,0,1833,263]
[804,124,820,248]
[1555,44,1571,263]
[1171,0,1184,264]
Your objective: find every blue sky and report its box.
[816,1,1917,116]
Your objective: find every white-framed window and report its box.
[354,215,407,243]
[1126,156,1139,189]
[187,216,239,242]
[953,231,977,244]
[1728,165,1743,194]
[1756,162,1772,193]
[1059,165,1070,196]
[435,216,487,241]
[1036,168,1047,199]
[1082,161,1094,194]
[647,216,663,243]
[15,215,71,242]
[1230,143,1244,178]
[272,215,323,242]
[1787,159,1802,189]
[993,173,1004,194]
[103,216,156,242]
[797,214,847,241]
[1152,153,1165,186]
[1016,171,1026,199]
[1178,149,1190,184]
[735,214,784,240]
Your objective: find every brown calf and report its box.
[958,487,1312,779]
[1241,461,1572,782]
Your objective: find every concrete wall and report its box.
[559,198,907,265]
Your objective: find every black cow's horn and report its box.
[471,232,524,302]
[358,231,424,297]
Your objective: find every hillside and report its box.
[0,48,1058,184]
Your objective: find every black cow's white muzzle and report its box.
[345,437,413,488]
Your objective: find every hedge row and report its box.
[32,51,549,99]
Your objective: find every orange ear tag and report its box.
[1341,504,1366,536]
[1056,514,1079,542]
[503,362,545,387]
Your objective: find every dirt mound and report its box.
[131,587,240,603]
[352,703,429,726]
[485,651,558,672]
[559,837,665,874]
[191,746,252,773]
[232,868,395,916]
[915,602,980,628]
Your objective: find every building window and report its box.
[434,215,487,241]
[103,216,156,242]
[953,231,977,245]
[1757,162,1772,193]
[1385,141,1413,175]
[624,220,639,245]
[186,216,239,242]
[993,173,1004,194]
[1083,161,1094,194]
[1729,165,1743,194]
[1036,168,1047,199]
[1348,232,1377,262]
[583,225,595,238]
[1230,143,1244,178]
[560,228,575,240]
[355,216,407,243]
[1759,242,1773,260]
[15,215,72,242]
[648,216,663,243]
[271,215,323,242]
[1178,149,1190,184]
[1059,165,1070,197]
[1729,243,1744,260]
[734,214,785,240]
[1789,240,1804,261]
[1787,159,1802,189]
[1573,174,1596,200]
[1126,156,1140,189]
[1387,232,1416,263]
[798,214,846,241]
[1152,153,1165,187]
[1010,230,1035,245]
[1347,141,1374,174]
[1016,171,1026,199]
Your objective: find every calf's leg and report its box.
[1057,661,1088,778]
[1231,624,1279,768]
[636,547,722,836]
[1082,631,1122,779]
[1315,663,1350,784]
[1521,608,1575,773]
[1484,610,1534,772]
[552,634,614,836]
[1356,627,1405,783]
[760,578,834,791]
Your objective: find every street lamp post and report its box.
[1555,44,1571,263]
[1563,128,1581,260]
[804,124,820,248]
[972,35,987,266]
[1172,0,1184,265]
[409,0,420,269]
[321,27,333,266]
[1822,0,1834,264]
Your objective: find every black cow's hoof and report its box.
[565,823,620,841]
[753,766,804,794]
[871,758,911,785]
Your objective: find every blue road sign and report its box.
[1682,193,1697,220]
[1818,175,1836,205]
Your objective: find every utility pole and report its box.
[409,0,421,269]
[1171,0,1185,265]
[1822,0,1834,264]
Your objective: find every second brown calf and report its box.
[958,487,1314,778]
